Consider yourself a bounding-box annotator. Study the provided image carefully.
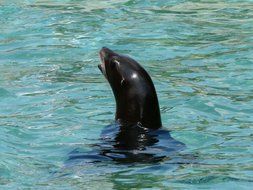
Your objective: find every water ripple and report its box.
[1,0,253,189]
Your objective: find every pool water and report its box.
[1,0,253,189]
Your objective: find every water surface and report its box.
[1,0,253,189]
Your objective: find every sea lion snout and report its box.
[98,47,114,78]
[99,47,115,61]
[99,47,119,79]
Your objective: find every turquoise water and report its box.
[1,0,253,189]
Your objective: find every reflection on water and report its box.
[1,0,253,189]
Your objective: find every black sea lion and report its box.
[65,47,185,164]
[98,47,162,130]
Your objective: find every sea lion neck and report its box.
[114,80,162,129]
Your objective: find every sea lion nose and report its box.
[101,46,111,52]
[100,47,115,58]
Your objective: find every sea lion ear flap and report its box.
[121,78,126,87]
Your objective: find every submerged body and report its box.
[69,122,185,163]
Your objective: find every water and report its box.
[1,0,253,189]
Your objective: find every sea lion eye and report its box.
[110,60,115,69]
[110,58,119,69]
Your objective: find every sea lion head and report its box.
[98,47,139,90]
[98,47,162,129]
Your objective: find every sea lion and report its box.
[98,47,162,130]
[66,48,185,164]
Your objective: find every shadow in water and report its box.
[67,122,186,164]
